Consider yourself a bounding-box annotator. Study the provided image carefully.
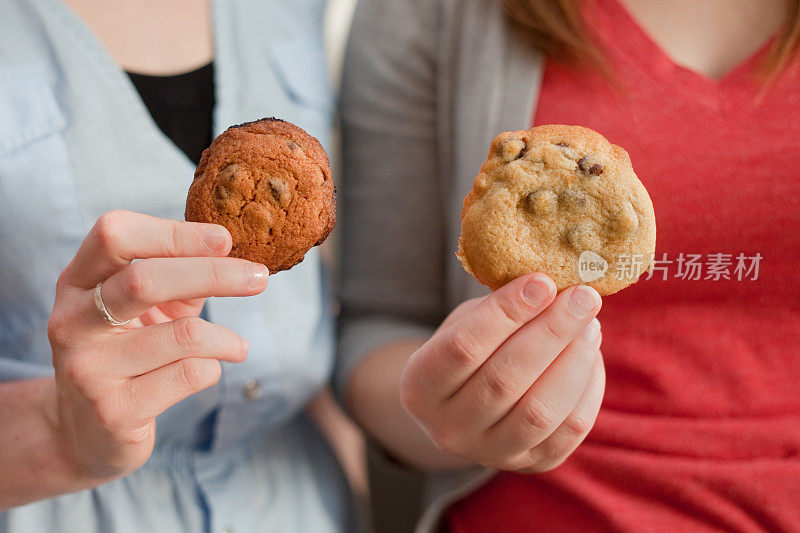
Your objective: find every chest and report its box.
[62,0,213,74]
[617,0,788,80]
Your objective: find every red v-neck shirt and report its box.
[446,0,800,531]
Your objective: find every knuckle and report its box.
[581,341,601,359]
[442,328,480,368]
[542,437,571,461]
[565,342,600,372]
[122,261,156,301]
[540,318,566,345]
[515,463,539,474]
[231,335,249,361]
[91,397,123,431]
[59,356,87,387]
[428,425,460,455]
[533,441,572,472]
[523,453,567,474]
[170,223,183,255]
[55,269,71,293]
[538,458,568,472]
[562,413,594,437]
[480,361,518,402]
[206,259,228,288]
[487,293,526,326]
[172,317,205,351]
[399,381,422,417]
[47,311,72,350]
[207,359,223,384]
[520,396,558,434]
[497,455,529,472]
[519,445,561,473]
[93,211,127,252]
[175,358,205,391]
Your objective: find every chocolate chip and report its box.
[242,203,274,232]
[214,185,231,201]
[474,174,490,193]
[565,225,596,251]
[555,141,570,147]
[264,178,291,209]
[526,189,558,215]
[559,189,588,209]
[268,181,284,202]
[287,140,298,150]
[578,156,603,176]
[558,145,579,160]
[214,165,241,202]
[501,139,527,162]
[219,164,240,184]
[611,201,639,238]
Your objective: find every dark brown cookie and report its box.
[185,118,336,272]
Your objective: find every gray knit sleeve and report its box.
[335,0,445,402]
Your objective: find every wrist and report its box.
[0,378,100,510]
[35,379,101,489]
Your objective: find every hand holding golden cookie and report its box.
[401,275,604,472]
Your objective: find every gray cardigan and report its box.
[337,0,544,529]
[337,0,543,391]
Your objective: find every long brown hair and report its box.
[502,0,800,78]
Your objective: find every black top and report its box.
[127,62,215,165]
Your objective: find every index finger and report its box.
[407,274,556,398]
[62,210,233,289]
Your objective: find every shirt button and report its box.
[242,378,263,401]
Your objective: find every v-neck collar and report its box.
[591,0,777,96]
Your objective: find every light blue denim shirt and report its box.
[0,0,352,531]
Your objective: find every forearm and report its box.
[0,378,98,510]
[346,340,471,472]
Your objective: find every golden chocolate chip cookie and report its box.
[185,118,335,273]
[457,125,656,295]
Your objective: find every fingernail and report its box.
[203,226,229,252]
[524,276,553,305]
[246,263,269,288]
[583,318,601,342]
[241,337,250,355]
[568,286,600,318]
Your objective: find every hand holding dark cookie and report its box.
[185,118,336,273]
[42,211,263,494]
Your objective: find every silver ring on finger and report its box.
[94,282,131,327]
